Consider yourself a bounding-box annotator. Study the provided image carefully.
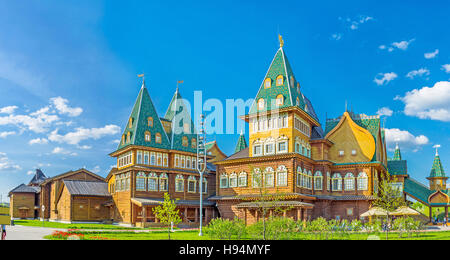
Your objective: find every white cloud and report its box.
[0,106,18,114]
[0,106,59,133]
[395,81,450,122]
[331,33,342,41]
[48,124,121,145]
[0,152,21,171]
[348,15,373,30]
[376,107,393,117]
[406,68,430,79]
[78,145,92,150]
[380,39,415,52]
[91,165,101,174]
[442,64,450,73]
[51,147,77,156]
[50,97,83,117]
[385,128,429,151]
[0,131,15,138]
[29,138,49,145]
[424,49,439,59]
[27,170,34,175]
[374,72,398,86]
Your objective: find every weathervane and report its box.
[278,34,284,48]
[138,73,145,87]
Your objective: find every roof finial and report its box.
[278,34,284,48]
[395,142,399,150]
[138,73,145,88]
[435,144,441,156]
[176,80,183,92]
[345,100,348,112]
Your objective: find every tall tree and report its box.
[153,193,182,240]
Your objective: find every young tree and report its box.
[245,165,294,240]
[153,193,182,240]
[372,172,406,240]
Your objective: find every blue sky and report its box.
[0,0,449,201]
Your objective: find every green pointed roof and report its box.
[430,151,446,178]
[249,47,307,115]
[117,81,171,150]
[235,131,248,153]
[164,88,197,153]
[393,143,402,161]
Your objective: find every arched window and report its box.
[357,172,368,191]
[129,118,133,128]
[191,138,197,149]
[121,135,125,145]
[277,136,289,154]
[229,173,238,188]
[344,173,355,191]
[182,136,188,147]
[264,137,275,155]
[252,168,262,188]
[296,166,302,187]
[276,94,284,107]
[276,75,284,86]
[277,165,288,187]
[175,175,184,192]
[220,173,228,188]
[296,97,300,106]
[264,78,271,88]
[332,173,342,191]
[258,98,265,110]
[136,172,147,191]
[148,117,153,127]
[155,133,162,144]
[145,131,151,142]
[148,173,158,191]
[307,171,313,189]
[264,167,274,187]
[314,171,323,191]
[188,176,197,193]
[238,172,247,187]
[126,132,131,143]
[159,173,168,191]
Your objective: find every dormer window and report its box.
[276,94,284,107]
[126,132,131,143]
[128,118,133,128]
[148,117,153,127]
[264,78,271,88]
[297,82,300,93]
[145,131,151,142]
[182,136,188,147]
[276,75,284,86]
[191,138,197,149]
[351,149,357,156]
[339,150,344,157]
[155,133,162,144]
[290,76,295,87]
[258,98,265,110]
[121,135,125,145]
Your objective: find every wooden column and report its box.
[297,208,301,221]
[184,207,188,223]
[446,206,449,221]
[195,208,198,223]
[244,209,247,225]
[255,209,258,222]
[205,208,209,223]
[141,206,146,227]
[429,206,433,223]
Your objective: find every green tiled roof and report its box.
[404,178,433,204]
[387,160,407,175]
[249,47,307,115]
[164,88,197,153]
[430,154,446,178]
[235,132,248,153]
[117,82,171,150]
[393,144,402,161]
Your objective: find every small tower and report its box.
[427,147,447,191]
[235,130,248,153]
[393,143,402,161]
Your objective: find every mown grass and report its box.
[43,229,450,240]
[14,219,142,230]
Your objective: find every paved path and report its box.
[3,225,63,240]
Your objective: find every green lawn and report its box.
[14,219,140,230]
[43,229,450,240]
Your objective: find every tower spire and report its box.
[278,34,284,48]
[393,143,402,161]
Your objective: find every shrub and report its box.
[248,217,296,240]
[206,218,246,240]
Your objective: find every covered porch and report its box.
[131,197,216,227]
[235,200,314,225]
